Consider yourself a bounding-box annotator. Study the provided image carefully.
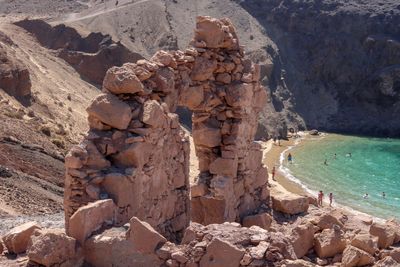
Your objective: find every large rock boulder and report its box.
[271,192,309,215]
[84,227,163,267]
[341,245,375,267]
[314,228,346,258]
[86,93,133,130]
[2,221,41,254]
[350,233,378,255]
[193,16,239,50]
[369,222,396,249]
[126,217,167,254]
[0,240,3,254]
[68,199,116,244]
[290,222,317,258]
[0,45,31,98]
[199,238,245,267]
[375,256,399,267]
[27,228,83,267]
[242,213,272,230]
[312,213,344,230]
[103,65,145,94]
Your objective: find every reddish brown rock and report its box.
[280,259,316,267]
[2,221,41,254]
[141,99,165,127]
[68,199,116,244]
[350,233,378,255]
[314,228,346,258]
[341,245,375,267]
[375,256,399,267]
[0,45,31,98]
[86,93,133,130]
[103,65,144,94]
[209,157,238,177]
[126,217,167,254]
[84,227,162,267]
[27,228,83,267]
[199,238,245,267]
[271,193,309,215]
[370,222,396,249]
[194,16,239,50]
[0,240,3,254]
[242,213,272,230]
[313,213,344,230]
[290,222,317,258]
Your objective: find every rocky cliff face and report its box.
[237,0,400,136]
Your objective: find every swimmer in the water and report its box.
[288,153,292,163]
[324,159,328,165]
[363,193,369,199]
[334,153,337,159]
[382,192,386,199]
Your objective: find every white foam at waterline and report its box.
[278,134,386,223]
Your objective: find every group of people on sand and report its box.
[318,191,334,207]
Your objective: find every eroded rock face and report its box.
[0,44,31,99]
[64,15,268,241]
[27,228,83,267]
[187,16,269,224]
[2,221,41,254]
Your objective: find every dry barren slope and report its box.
[0,18,99,219]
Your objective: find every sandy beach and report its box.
[262,136,309,196]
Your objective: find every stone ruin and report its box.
[64,16,268,242]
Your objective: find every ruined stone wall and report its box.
[186,17,269,224]
[64,16,268,240]
[64,59,191,240]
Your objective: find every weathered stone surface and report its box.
[388,247,400,262]
[193,123,221,148]
[194,16,238,49]
[199,238,245,267]
[86,93,132,130]
[68,199,116,244]
[375,256,399,267]
[84,227,162,267]
[313,213,344,230]
[209,157,238,177]
[314,228,346,258]
[0,240,3,254]
[291,222,317,258]
[242,213,272,230]
[27,228,82,267]
[271,193,309,215]
[141,99,165,127]
[2,221,41,254]
[103,65,144,94]
[370,222,396,249]
[350,233,378,255]
[126,217,167,254]
[341,245,375,267]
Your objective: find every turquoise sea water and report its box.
[281,134,400,219]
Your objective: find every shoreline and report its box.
[262,132,386,223]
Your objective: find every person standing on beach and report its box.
[318,190,324,206]
[329,193,333,207]
[287,153,292,163]
[272,166,276,181]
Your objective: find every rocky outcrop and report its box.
[27,228,83,267]
[0,43,31,99]
[314,228,346,258]
[15,19,143,85]
[2,221,41,254]
[342,245,375,267]
[271,189,309,215]
[369,222,397,249]
[186,16,269,224]
[64,16,268,242]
